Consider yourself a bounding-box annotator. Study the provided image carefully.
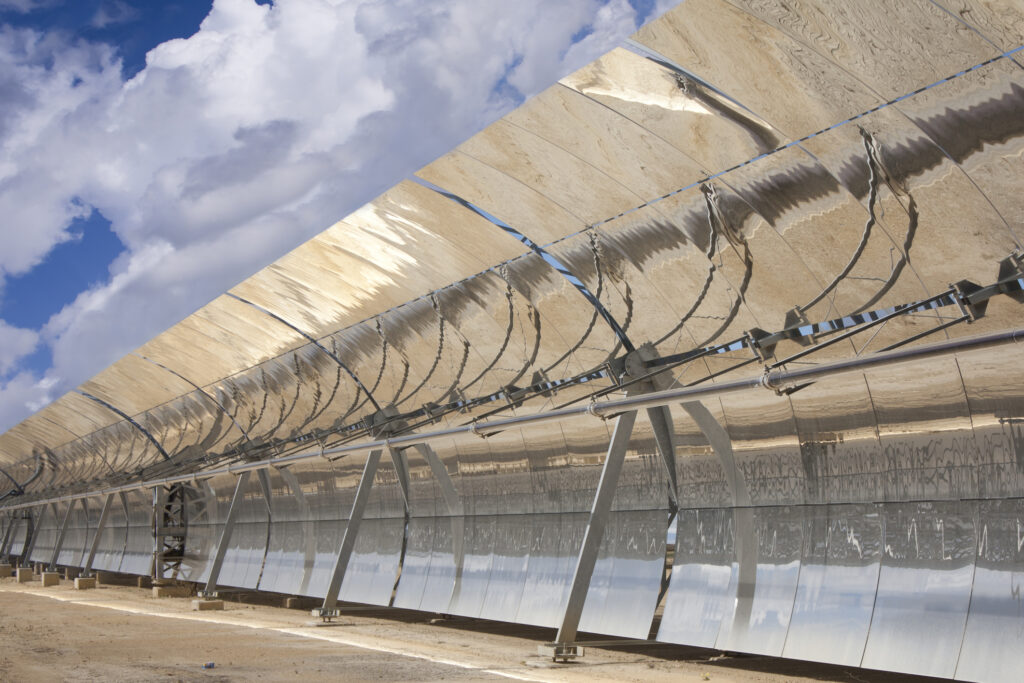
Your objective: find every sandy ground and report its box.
[0,575,943,683]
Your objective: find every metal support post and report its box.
[552,410,638,659]
[152,485,166,578]
[83,494,114,577]
[0,514,16,560]
[202,470,250,597]
[318,448,384,617]
[48,502,73,571]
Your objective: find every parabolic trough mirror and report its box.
[2,1,1024,680]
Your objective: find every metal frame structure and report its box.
[81,494,114,577]
[199,471,251,597]
[319,448,384,616]
[47,502,73,572]
[4,326,1019,512]
[2,3,1024,679]
[553,410,638,658]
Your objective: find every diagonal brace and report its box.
[83,494,115,576]
[48,502,74,571]
[0,514,18,560]
[320,448,384,613]
[203,470,251,595]
[554,410,638,653]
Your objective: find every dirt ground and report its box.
[0,575,943,683]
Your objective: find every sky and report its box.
[0,0,675,435]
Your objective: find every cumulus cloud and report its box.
[0,0,59,14]
[0,320,37,375]
[91,1,141,29]
[0,0,656,434]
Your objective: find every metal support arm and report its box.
[48,502,73,570]
[320,448,384,613]
[0,514,18,560]
[203,470,251,596]
[554,410,638,653]
[83,494,115,576]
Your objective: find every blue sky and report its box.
[0,1,216,78]
[0,0,671,434]
[0,0,218,379]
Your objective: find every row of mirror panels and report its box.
[17,331,1023,522]
[3,0,1023,502]
[1,1,1023,680]
[661,498,1023,682]
[8,493,1022,682]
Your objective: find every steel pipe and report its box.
[2,328,1020,512]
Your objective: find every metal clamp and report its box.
[760,367,780,394]
[312,607,342,622]
[760,368,813,397]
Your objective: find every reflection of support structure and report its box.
[47,502,73,571]
[646,406,679,511]
[254,469,273,589]
[680,400,755,639]
[413,443,463,515]
[277,467,315,596]
[551,410,638,660]
[153,484,188,580]
[21,506,40,563]
[318,448,384,619]
[414,442,466,607]
[388,446,411,607]
[82,494,114,577]
[200,470,250,597]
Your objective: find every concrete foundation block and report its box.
[41,572,60,587]
[63,567,79,580]
[74,577,97,590]
[191,599,224,611]
[152,585,190,598]
[284,597,314,609]
[95,571,115,585]
[136,576,152,589]
[16,567,33,583]
[0,564,12,578]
